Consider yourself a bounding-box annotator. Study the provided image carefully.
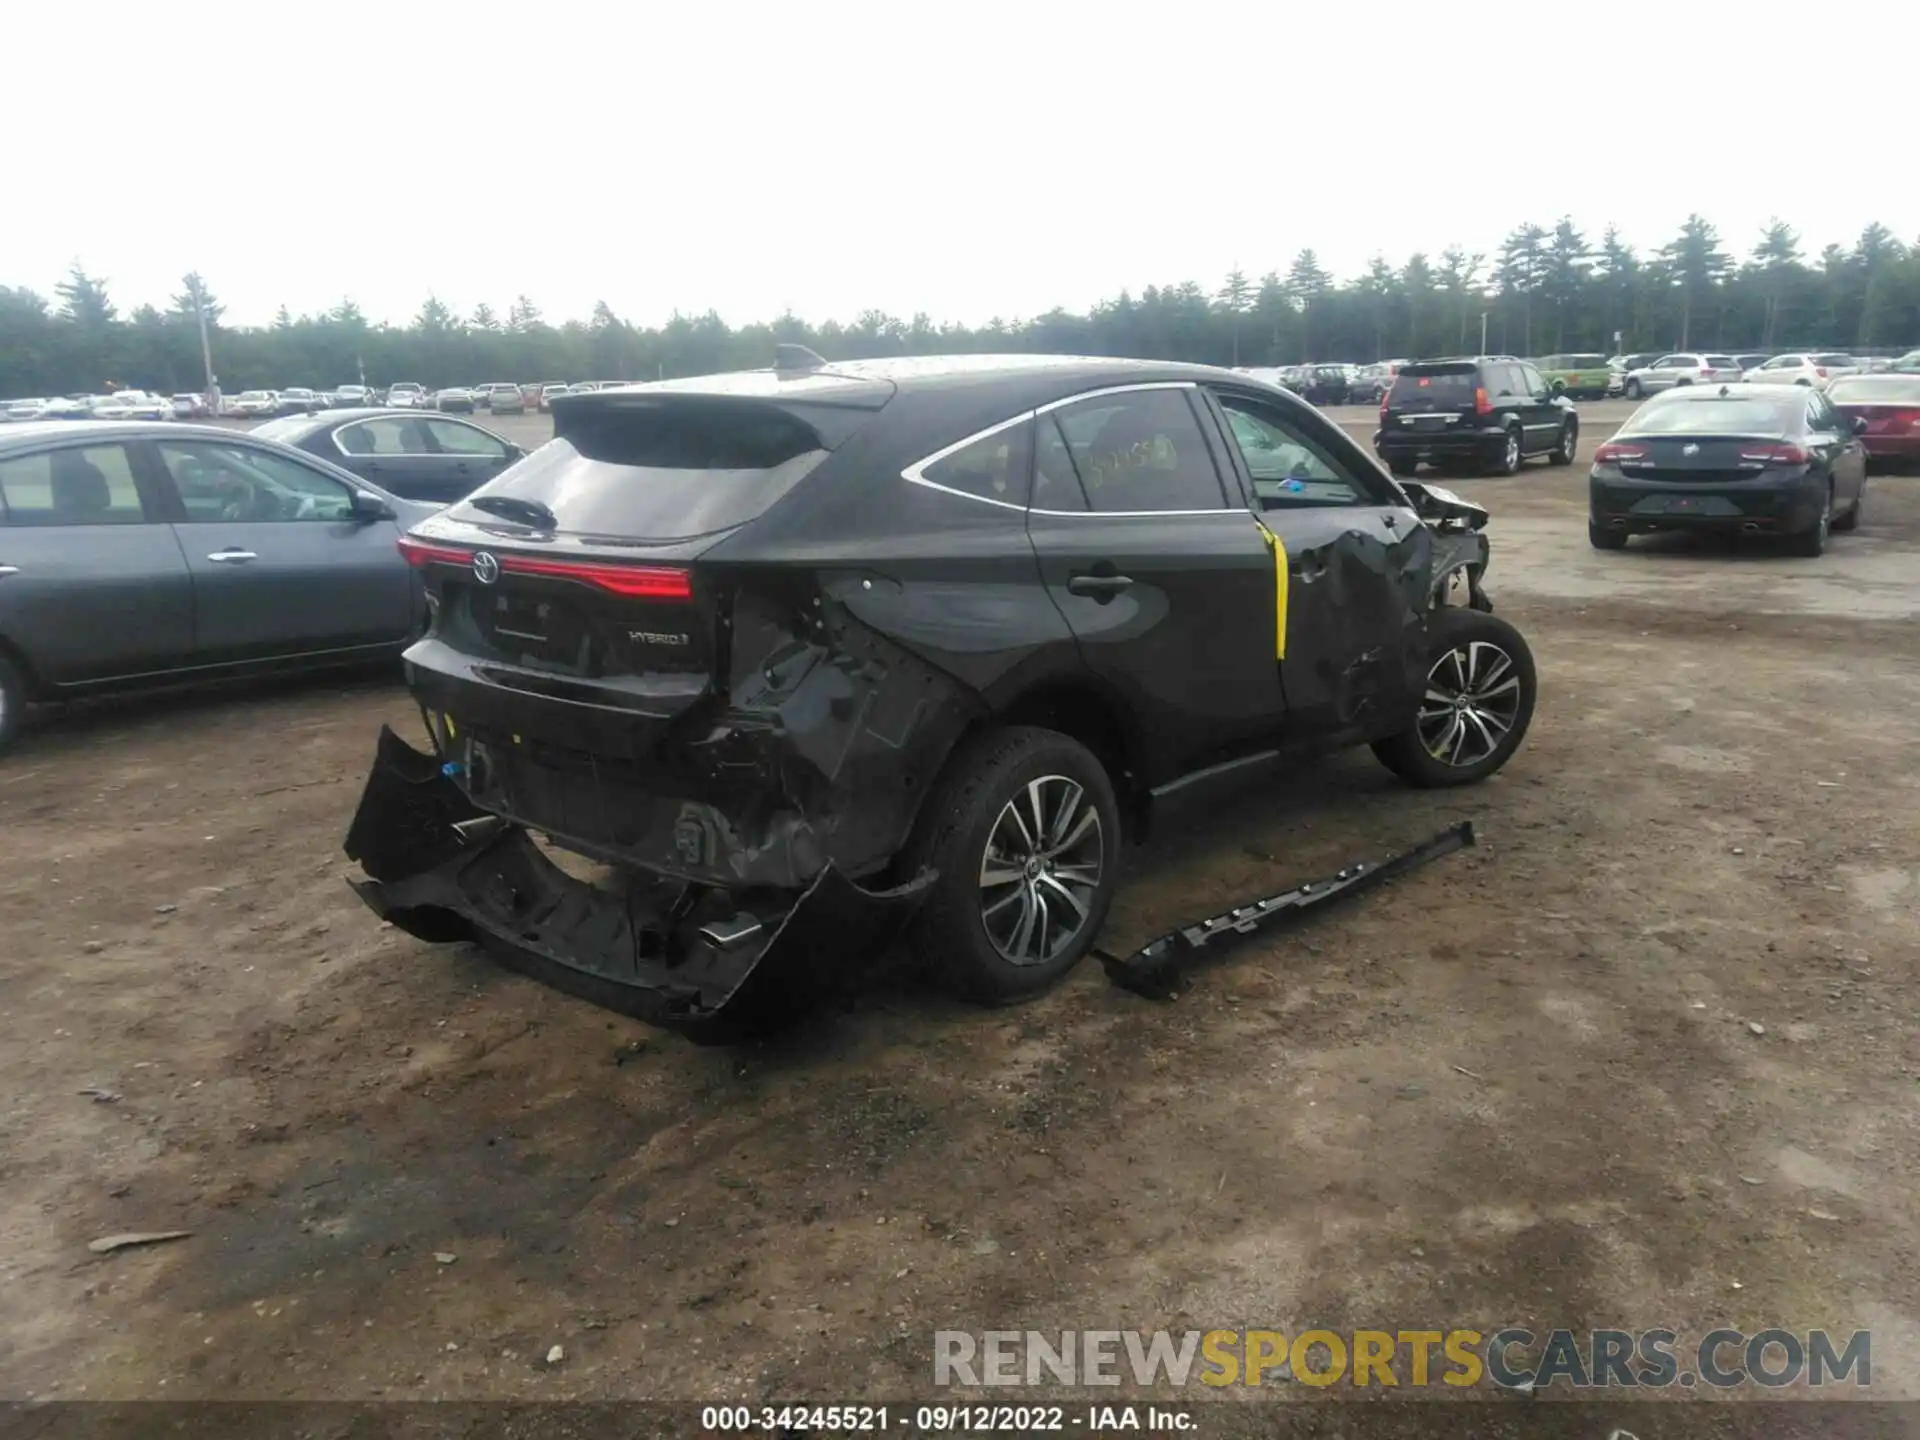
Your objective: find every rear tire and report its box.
[1550,418,1579,466]
[1494,425,1523,476]
[1383,453,1419,477]
[1788,485,1832,556]
[903,726,1122,1004]
[1373,608,1537,788]
[1832,488,1863,532]
[0,654,25,756]
[1588,521,1628,550]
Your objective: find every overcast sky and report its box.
[6,2,1913,330]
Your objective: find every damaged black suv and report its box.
[346,351,1536,1037]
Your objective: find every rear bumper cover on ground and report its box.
[343,727,933,1040]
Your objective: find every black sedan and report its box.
[252,408,526,504]
[1589,384,1868,556]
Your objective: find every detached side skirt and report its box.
[1098,821,1477,999]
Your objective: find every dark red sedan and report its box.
[1827,373,1920,471]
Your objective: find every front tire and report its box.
[904,726,1122,1004]
[1624,379,1642,399]
[1372,608,1537,788]
[1550,418,1579,465]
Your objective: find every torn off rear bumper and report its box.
[343,727,932,1041]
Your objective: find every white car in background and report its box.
[327,384,372,407]
[88,394,135,420]
[1742,353,1858,389]
[2,398,50,422]
[116,392,175,420]
[1619,353,1744,397]
[385,382,426,409]
[226,390,279,418]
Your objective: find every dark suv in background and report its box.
[346,352,1540,1036]
[1376,357,1579,476]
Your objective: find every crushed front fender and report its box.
[343,727,933,1041]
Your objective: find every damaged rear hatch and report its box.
[344,371,940,1038]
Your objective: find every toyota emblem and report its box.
[1682,443,1700,456]
[472,551,500,585]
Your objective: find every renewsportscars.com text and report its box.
[934,1328,1871,1390]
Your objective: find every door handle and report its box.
[207,549,258,564]
[1067,572,1134,599]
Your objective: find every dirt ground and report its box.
[3,407,1918,1421]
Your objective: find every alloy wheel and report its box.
[1417,640,1525,768]
[1504,432,1521,471]
[978,775,1106,966]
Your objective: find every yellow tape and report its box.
[1257,521,1288,659]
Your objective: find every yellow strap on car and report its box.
[1256,520,1288,659]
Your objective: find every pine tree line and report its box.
[5,214,1917,398]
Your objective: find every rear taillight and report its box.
[1594,442,1649,464]
[1737,443,1810,466]
[397,537,472,567]
[1379,391,1390,422]
[1473,387,1492,416]
[1698,367,1712,377]
[1815,367,1828,378]
[395,536,694,600]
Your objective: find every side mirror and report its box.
[350,489,396,521]
[505,443,526,460]
[1852,416,1869,435]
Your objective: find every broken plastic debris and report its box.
[89,1230,191,1254]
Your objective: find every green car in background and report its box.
[1535,353,1613,399]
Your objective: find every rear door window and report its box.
[0,444,148,526]
[1050,388,1228,513]
[336,417,431,456]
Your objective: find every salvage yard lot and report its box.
[3,406,1918,1413]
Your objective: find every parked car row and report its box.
[1606,349,1920,398]
[3,392,208,422]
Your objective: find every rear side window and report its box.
[915,421,1032,507]
[0,444,146,526]
[1052,388,1227,513]
[461,399,837,539]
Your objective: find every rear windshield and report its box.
[1620,396,1797,436]
[1827,375,1920,404]
[1703,356,1737,369]
[1390,366,1477,402]
[1559,354,1607,368]
[455,400,839,540]
[1814,354,1854,367]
